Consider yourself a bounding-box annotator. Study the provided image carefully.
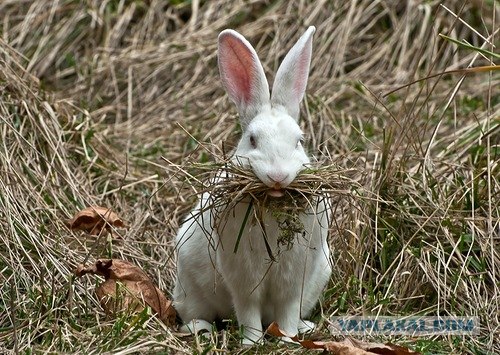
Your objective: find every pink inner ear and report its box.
[220,36,255,104]
[293,51,310,100]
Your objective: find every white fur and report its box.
[173,26,332,345]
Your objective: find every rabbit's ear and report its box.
[218,30,270,129]
[271,26,315,121]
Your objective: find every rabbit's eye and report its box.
[249,135,257,148]
[296,138,304,148]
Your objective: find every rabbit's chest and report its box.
[214,200,313,291]
[216,200,308,253]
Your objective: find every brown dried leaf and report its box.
[266,322,420,355]
[266,322,368,353]
[266,322,300,341]
[67,206,126,235]
[323,341,375,355]
[75,259,176,326]
[96,278,144,315]
[348,338,421,355]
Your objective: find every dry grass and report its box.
[167,155,359,259]
[0,0,498,353]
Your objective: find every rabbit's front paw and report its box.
[180,319,213,335]
[241,325,264,346]
[298,319,316,334]
[241,336,264,347]
[278,336,299,345]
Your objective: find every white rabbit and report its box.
[173,26,332,345]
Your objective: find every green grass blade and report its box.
[439,34,500,59]
[233,200,253,254]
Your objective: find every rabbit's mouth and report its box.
[267,188,285,198]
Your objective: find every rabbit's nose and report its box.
[267,173,289,184]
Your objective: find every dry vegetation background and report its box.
[0,0,498,354]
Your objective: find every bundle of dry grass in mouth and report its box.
[165,156,358,259]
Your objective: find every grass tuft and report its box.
[0,0,498,353]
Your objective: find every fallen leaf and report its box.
[75,259,176,326]
[266,322,371,354]
[348,338,421,355]
[323,341,374,355]
[266,322,420,355]
[67,206,126,236]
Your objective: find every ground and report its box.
[0,1,498,354]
